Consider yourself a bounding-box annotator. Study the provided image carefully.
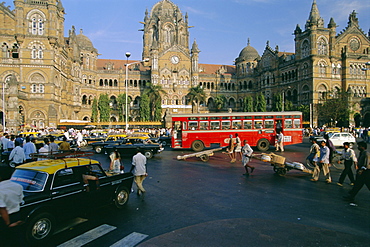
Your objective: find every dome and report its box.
[151,0,182,18]
[238,41,259,61]
[76,29,95,51]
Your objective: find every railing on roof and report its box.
[31,150,94,160]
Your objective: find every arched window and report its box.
[317,37,328,55]
[114,79,118,87]
[99,79,103,86]
[301,40,310,58]
[318,60,327,77]
[29,13,45,35]
[82,95,87,105]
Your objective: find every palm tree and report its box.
[186,86,206,113]
[214,95,226,111]
[143,82,167,121]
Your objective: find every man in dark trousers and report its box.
[344,141,370,206]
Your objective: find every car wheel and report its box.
[81,140,87,147]
[144,151,153,159]
[191,140,205,152]
[8,161,16,168]
[257,139,270,152]
[26,212,55,245]
[161,141,167,146]
[114,187,129,209]
[94,146,102,154]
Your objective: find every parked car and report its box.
[327,132,356,147]
[91,134,127,153]
[158,135,172,147]
[8,152,134,245]
[104,139,164,159]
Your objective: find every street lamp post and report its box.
[2,81,5,131]
[124,53,149,132]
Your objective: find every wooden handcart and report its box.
[253,153,313,176]
[177,148,223,162]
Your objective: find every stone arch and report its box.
[29,110,46,129]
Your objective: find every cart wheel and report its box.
[273,167,278,173]
[200,154,209,162]
[277,168,287,176]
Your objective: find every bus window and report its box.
[285,119,292,128]
[222,121,231,130]
[243,120,252,129]
[293,119,301,128]
[265,120,274,129]
[232,120,241,129]
[182,122,187,130]
[189,121,198,130]
[210,121,220,130]
[254,120,263,129]
[200,121,209,130]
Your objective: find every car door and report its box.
[50,168,87,214]
[329,133,340,146]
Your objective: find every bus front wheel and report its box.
[257,139,270,152]
[191,140,205,152]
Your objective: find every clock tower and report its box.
[141,0,199,113]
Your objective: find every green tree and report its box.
[98,94,110,122]
[186,86,206,113]
[243,96,254,112]
[214,95,226,111]
[298,104,310,122]
[116,94,131,122]
[285,100,293,111]
[140,94,150,121]
[144,82,166,121]
[316,92,351,127]
[272,93,282,111]
[154,100,162,121]
[91,98,98,122]
[254,93,266,112]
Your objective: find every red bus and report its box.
[171,111,303,151]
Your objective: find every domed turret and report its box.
[76,29,96,51]
[151,0,181,18]
[237,39,259,62]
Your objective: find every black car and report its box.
[104,138,164,159]
[7,154,134,245]
[90,136,127,154]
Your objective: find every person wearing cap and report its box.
[311,139,331,183]
[241,139,255,175]
[343,141,370,205]
[337,142,357,186]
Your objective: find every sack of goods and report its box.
[293,162,305,170]
[261,154,271,162]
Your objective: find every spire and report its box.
[348,10,359,27]
[294,24,302,35]
[305,0,324,29]
[247,38,250,46]
[328,17,336,29]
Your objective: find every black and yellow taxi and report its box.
[9,151,134,245]
[90,134,127,153]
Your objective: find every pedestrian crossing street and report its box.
[57,224,148,247]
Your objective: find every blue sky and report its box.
[4,0,370,64]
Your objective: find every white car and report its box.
[328,132,356,147]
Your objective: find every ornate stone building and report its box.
[0,0,369,131]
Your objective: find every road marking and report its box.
[57,224,116,247]
[110,232,149,247]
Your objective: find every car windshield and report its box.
[11,169,48,192]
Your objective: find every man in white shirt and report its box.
[130,149,147,199]
[8,141,25,167]
[23,136,36,163]
[0,167,24,244]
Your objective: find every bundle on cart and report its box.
[253,153,312,176]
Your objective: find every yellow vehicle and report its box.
[20,132,41,138]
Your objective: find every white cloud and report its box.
[325,0,370,21]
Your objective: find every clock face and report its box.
[349,38,360,51]
[171,56,180,64]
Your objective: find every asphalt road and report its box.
[2,138,370,246]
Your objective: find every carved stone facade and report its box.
[0,0,369,131]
